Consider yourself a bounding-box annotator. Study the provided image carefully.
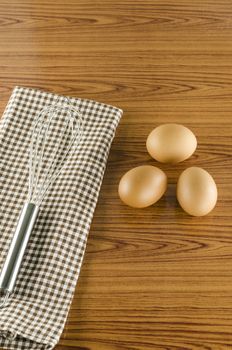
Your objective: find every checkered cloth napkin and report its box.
[0,86,123,349]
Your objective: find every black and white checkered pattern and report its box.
[0,86,123,350]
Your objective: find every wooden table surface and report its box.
[0,1,232,349]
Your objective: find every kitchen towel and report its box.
[0,86,123,349]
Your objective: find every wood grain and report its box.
[0,0,231,349]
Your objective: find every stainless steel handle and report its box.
[0,202,39,301]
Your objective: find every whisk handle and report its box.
[0,202,39,297]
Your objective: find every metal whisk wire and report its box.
[28,99,82,205]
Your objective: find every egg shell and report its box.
[146,123,197,164]
[177,167,218,216]
[118,165,167,208]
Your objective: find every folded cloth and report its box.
[0,86,123,349]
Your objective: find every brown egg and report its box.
[146,123,197,164]
[177,167,218,216]
[118,165,167,208]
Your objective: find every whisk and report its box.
[0,98,82,308]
